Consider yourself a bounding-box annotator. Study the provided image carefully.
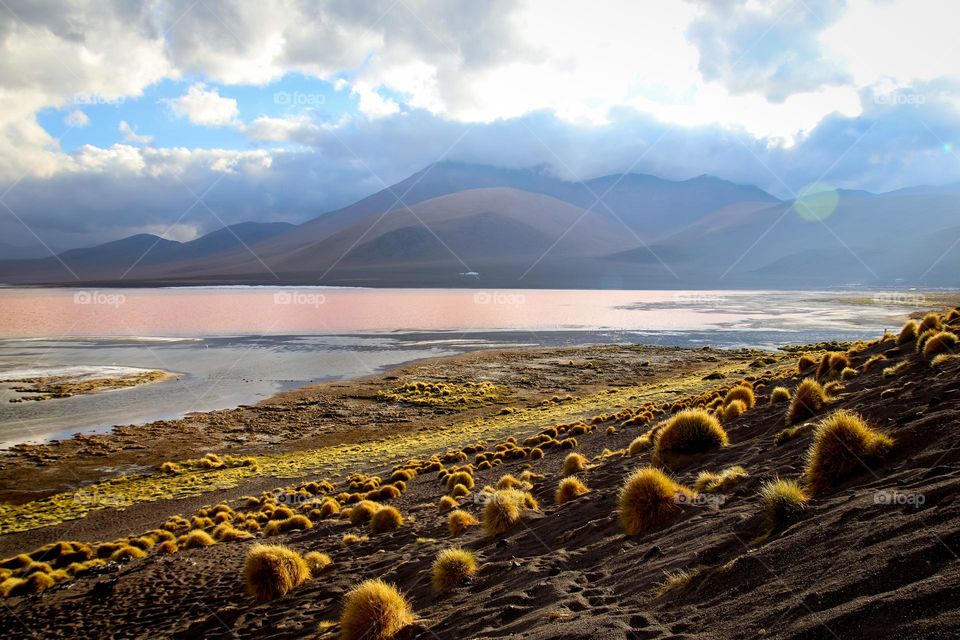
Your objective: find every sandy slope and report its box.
[1,327,959,639]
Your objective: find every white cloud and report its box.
[243,115,321,143]
[64,109,90,128]
[164,82,239,126]
[118,120,153,145]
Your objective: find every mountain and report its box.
[1,162,957,288]
[0,222,293,283]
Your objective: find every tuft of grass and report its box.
[919,312,943,332]
[448,510,480,537]
[897,320,919,345]
[862,354,887,372]
[243,544,311,602]
[555,477,589,504]
[694,465,748,493]
[804,410,894,495]
[769,386,791,404]
[482,489,537,537]
[786,378,827,424]
[627,434,653,456]
[724,385,755,409]
[304,551,332,577]
[180,529,215,550]
[656,567,700,596]
[432,547,478,592]
[922,331,957,359]
[561,452,588,476]
[760,478,808,534]
[348,500,380,526]
[797,354,817,372]
[618,467,692,536]
[339,578,414,640]
[722,399,747,421]
[370,506,404,534]
[496,474,523,490]
[651,409,728,465]
[341,534,368,546]
[438,496,458,512]
[932,353,959,367]
[109,545,147,562]
[265,515,313,536]
[841,367,859,380]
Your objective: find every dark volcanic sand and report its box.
[2,332,960,639]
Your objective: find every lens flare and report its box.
[792,182,839,222]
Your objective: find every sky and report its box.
[1,0,959,254]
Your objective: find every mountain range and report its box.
[1,162,957,288]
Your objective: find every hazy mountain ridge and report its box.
[1,163,957,288]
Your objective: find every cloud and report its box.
[118,121,153,145]
[164,82,240,126]
[0,0,958,255]
[64,109,90,128]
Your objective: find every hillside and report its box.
[0,309,958,638]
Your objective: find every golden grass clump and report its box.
[181,529,216,549]
[432,547,478,592]
[450,484,471,498]
[445,471,475,493]
[651,409,728,465]
[318,499,341,519]
[920,312,942,332]
[897,320,919,345]
[555,477,589,504]
[157,540,178,554]
[496,474,523,490]
[805,410,893,495]
[349,500,380,526]
[438,496,458,512]
[448,510,480,537]
[797,354,817,372]
[618,467,692,536]
[722,399,746,421]
[482,490,537,536]
[760,478,809,533]
[1,572,55,597]
[627,434,653,456]
[213,523,254,541]
[922,331,957,359]
[561,452,588,476]
[109,545,147,562]
[304,551,332,577]
[265,514,314,536]
[862,354,888,372]
[370,506,404,534]
[243,544,311,602]
[840,367,859,380]
[786,378,827,424]
[694,465,748,493]
[724,385,755,409]
[340,578,414,640]
[769,387,791,404]
[341,534,368,546]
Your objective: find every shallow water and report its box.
[0,287,924,446]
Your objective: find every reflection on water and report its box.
[0,287,922,446]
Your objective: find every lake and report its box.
[0,287,924,446]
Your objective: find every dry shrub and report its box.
[244,544,310,602]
